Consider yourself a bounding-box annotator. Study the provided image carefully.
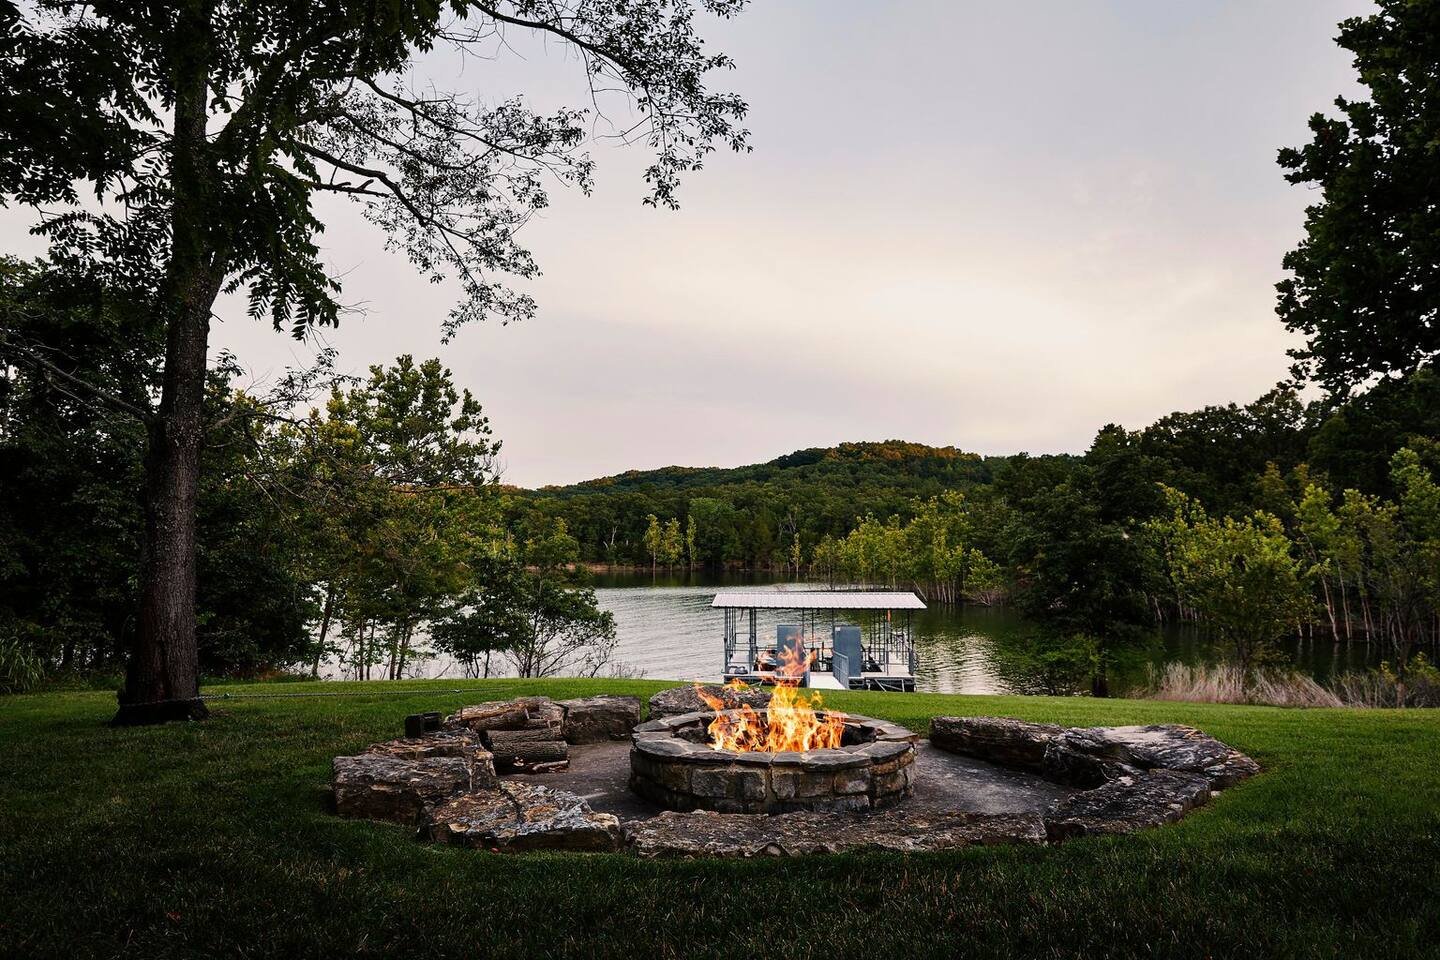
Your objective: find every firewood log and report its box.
[482,728,562,749]
[488,739,569,771]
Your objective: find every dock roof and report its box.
[711,590,926,611]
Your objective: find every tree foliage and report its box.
[1277,0,1440,393]
[1152,491,1314,677]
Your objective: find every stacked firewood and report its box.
[445,697,570,773]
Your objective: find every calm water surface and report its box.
[590,571,1384,694]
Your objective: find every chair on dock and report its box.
[831,624,864,686]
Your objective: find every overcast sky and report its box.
[3,1,1373,488]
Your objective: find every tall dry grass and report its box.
[1142,662,1343,708]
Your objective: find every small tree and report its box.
[431,557,530,679]
[661,518,684,569]
[642,514,663,573]
[505,577,618,678]
[508,520,617,677]
[1154,489,1314,678]
[298,356,502,679]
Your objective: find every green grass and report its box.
[2,680,1438,959]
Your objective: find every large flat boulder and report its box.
[648,684,771,720]
[559,695,642,744]
[929,716,1063,771]
[426,782,624,852]
[627,809,1046,858]
[332,754,473,825]
[366,732,499,790]
[1043,769,1212,840]
[1057,725,1260,789]
[929,717,1258,791]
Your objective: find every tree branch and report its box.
[0,328,154,423]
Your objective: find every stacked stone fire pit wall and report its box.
[630,710,919,814]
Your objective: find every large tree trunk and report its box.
[113,17,219,725]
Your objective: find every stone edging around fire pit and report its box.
[627,716,1260,857]
[630,710,918,814]
[329,691,1260,858]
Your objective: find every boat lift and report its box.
[712,590,925,693]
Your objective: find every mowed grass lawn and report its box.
[2,680,1438,960]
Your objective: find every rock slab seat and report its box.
[647,684,771,720]
[1043,769,1211,839]
[1056,724,1260,789]
[332,754,474,825]
[929,716,1258,789]
[930,716,1062,771]
[366,732,500,789]
[427,781,624,852]
[559,695,642,744]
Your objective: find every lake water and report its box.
[588,571,1385,694]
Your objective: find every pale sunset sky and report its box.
[3,1,1373,487]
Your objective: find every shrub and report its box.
[0,637,45,694]
[1332,655,1440,708]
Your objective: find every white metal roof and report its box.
[711,590,926,611]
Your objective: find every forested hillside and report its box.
[505,442,1051,569]
[506,376,1440,574]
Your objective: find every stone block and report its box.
[427,782,623,852]
[655,760,693,793]
[798,748,869,772]
[332,754,471,825]
[559,695,642,743]
[691,765,765,800]
[647,684,772,720]
[929,716,1063,770]
[1043,769,1211,840]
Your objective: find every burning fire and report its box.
[697,642,846,752]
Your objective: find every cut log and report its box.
[489,739,569,772]
[445,697,555,732]
[484,728,563,749]
[521,717,564,733]
[526,700,566,729]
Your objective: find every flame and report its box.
[699,641,846,752]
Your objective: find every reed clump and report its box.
[1143,662,1342,707]
[1142,657,1440,708]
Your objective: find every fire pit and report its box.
[630,708,919,813]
